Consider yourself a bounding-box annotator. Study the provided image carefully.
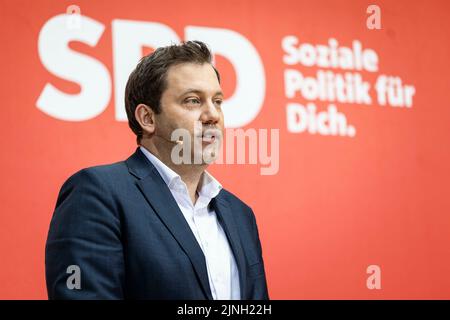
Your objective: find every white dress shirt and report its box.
[139,146,241,300]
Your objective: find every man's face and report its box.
[154,62,224,164]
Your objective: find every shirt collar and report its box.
[139,146,179,187]
[139,146,222,200]
[198,170,223,200]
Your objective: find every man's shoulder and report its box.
[61,160,129,191]
[80,160,127,176]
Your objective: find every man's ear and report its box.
[135,104,156,137]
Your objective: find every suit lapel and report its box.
[212,194,248,300]
[126,148,213,300]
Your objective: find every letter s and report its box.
[37,14,111,121]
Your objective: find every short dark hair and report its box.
[124,40,221,144]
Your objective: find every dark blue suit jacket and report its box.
[45,148,269,299]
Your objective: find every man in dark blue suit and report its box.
[45,41,269,300]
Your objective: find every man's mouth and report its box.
[199,129,221,143]
[201,133,216,143]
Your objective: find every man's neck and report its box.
[141,142,206,205]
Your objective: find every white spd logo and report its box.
[37,14,266,128]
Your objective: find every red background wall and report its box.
[0,0,449,299]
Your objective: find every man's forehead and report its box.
[165,63,221,92]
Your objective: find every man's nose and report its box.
[200,99,221,124]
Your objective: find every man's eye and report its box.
[185,98,201,105]
[214,99,223,106]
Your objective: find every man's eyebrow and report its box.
[179,89,224,97]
